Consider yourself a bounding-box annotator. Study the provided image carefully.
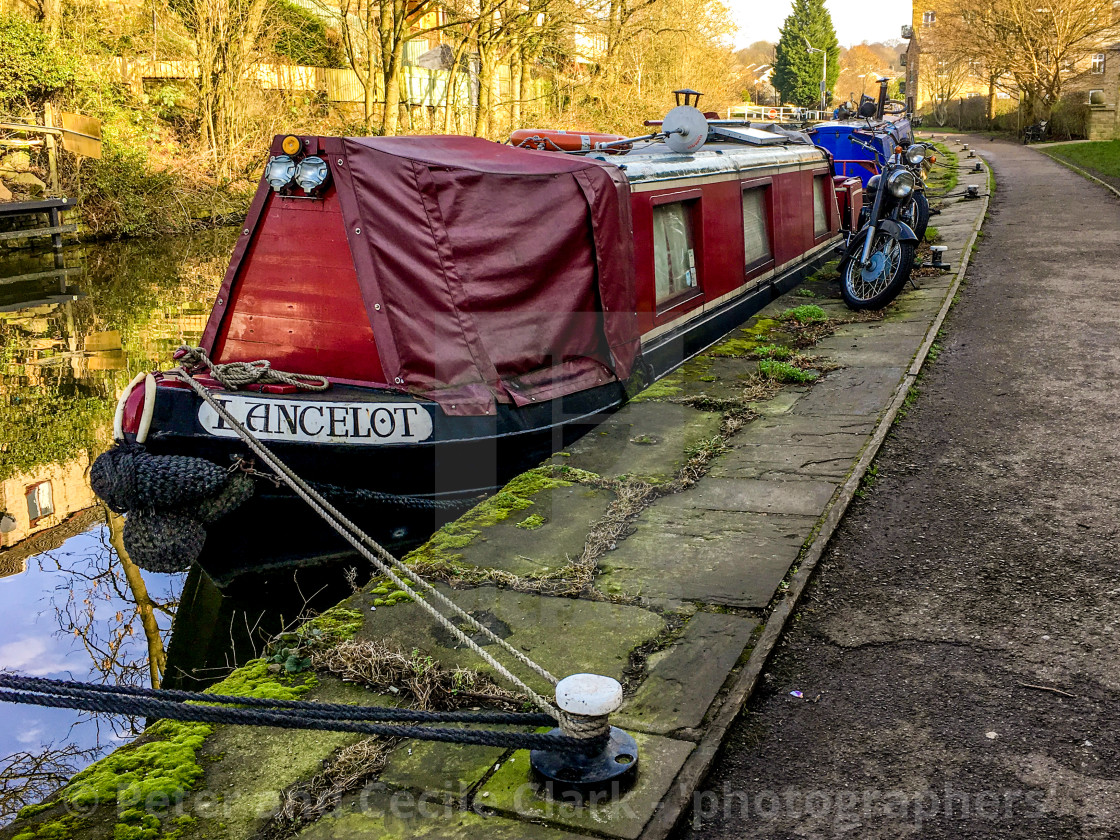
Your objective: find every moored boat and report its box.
[93,103,861,588]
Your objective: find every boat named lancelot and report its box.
[96,100,861,586]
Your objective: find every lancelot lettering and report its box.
[199,395,433,445]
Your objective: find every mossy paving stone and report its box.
[617,611,757,735]
[787,366,906,418]
[452,483,615,576]
[293,788,587,839]
[379,728,508,804]
[355,585,666,686]
[597,496,817,608]
[477,732,694,840]
[559,402,724,484]
[631,356,761,403]
[184,679,394,840]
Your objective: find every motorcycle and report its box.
[837,134,919,310]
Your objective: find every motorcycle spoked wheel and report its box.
[840,229,916,310]
[901,191,930,241]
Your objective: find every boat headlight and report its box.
[887,169,915,198]
[905,144,927,166]
[294,156,331,193]
[264,155,297,191]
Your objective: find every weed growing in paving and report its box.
[780,304,828,324]
[855,464,879,498]
[794,287,818,298]
[924,226,940,243]
[751,344,794,360]
[758,359,819,383]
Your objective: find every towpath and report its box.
[675,140,1120,838]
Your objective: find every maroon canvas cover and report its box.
[331,135,639,415]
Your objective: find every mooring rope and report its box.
[177,345,330,392]
[0,679,597,752]
[0,675,555,726]
[170,357,562,719]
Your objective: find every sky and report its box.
[731,0,912,48]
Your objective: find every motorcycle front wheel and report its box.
[840,229,915,310]
[901,191,930,241]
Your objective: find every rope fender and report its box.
[89,443,255,573]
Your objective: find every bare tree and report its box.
[0,743,99,825]
[941,0,1120,118]
[171,0,273,174]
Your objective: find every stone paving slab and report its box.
[788,365,907,417]
[455,483,615,576]
[294,789,589,840]
[681,476,838,515]
[813,331,929,368]
[560,402,724,484]
[618,611,757,735]
[356,586,666,686]
[598,498,817,608]
[709,442,861,480]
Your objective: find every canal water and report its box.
[0,231,353,819]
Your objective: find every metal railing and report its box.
[727,104,832,123]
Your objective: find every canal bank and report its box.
[2,137,990,840]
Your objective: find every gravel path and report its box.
[674,139,1120,839]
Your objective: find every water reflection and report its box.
[0,230,341,821]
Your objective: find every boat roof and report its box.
[588,138,828,185]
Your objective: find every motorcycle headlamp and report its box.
[294,156,331,193]
[905,144,927,166]
[264,155,297,191]
[887,169,916,199]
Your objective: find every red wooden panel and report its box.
[213,184,385,383]
[232,286,376,324]
[225,311,377,347]
[218,338,380,379]
[697,180,744,301]
[771,170,804,267]
[630,195,657,336]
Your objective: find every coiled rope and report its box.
[170,354,563,721]
[0,675,597,752]
[176,346,330,392]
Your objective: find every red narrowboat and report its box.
[97,111,862,586]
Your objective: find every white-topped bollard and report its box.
[530,674,639,800]
[966,184,980,198]
[929,245,950,271]
[556,673,622,734]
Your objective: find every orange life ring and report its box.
[509,129,630,153]
[767,108,778,120]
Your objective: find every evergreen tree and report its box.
[772,0,840,109]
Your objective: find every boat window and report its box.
[652,202,699,304]
[742,188,771,267]
[26,482,54,522]
[812,176,829,237]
